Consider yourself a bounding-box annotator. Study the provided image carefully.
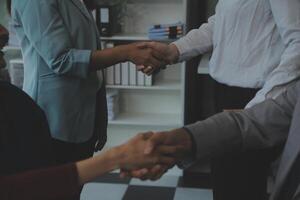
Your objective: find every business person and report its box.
[126,79,300,200]
[9,0,166,178]
[139,0,300,199]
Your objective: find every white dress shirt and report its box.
[174,0,300,107]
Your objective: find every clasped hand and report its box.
[127,42,179,76]
[117,129,192,181]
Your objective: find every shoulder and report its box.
[0,81,44,115]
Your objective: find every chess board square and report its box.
[123,186,176,200]
[81,183,128,200]
[130,175,179,187]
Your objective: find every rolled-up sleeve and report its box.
[185,81,299,162]
[173,15,215,62]
[19,0,91,78]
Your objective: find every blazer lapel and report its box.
[70,0,91,20]
[271,98,300,200]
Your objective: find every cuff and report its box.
[172,39,190,62]
[184,112,242,161]
[69,49,92,79]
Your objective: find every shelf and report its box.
[100,33,177,42]
[106,79,181,91]
[3,46,21,52]
[108,112,182,127]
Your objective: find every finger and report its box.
[156,145,187,156]
[144,133,167,154]
[142,66,154,74]
[136,65,146,71]
[147,58,162,71]
[155,155,176,166]
[120,172,129,179]
[129,168,149,178]
[150,165,168,181]
[151,48,166,62]
[142,132,154,140]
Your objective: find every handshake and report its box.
[114,128,193,181]
[125,41,180,76]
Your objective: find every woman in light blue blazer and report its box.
[9,0,164,195]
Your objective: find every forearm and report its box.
[185,85,297,161]
[90,45,129,71]
[76,147,122,185]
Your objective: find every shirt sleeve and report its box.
[17,0,92,78]
[184,81,299,162]
[0,164,80,200]
[172,15,215,62]
[249,0,300,106]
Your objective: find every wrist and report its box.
[168,44,180,64]
[116,45,131,63]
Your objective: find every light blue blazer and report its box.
[11,0,104,143]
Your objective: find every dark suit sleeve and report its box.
[0,164,80,200]
[185,81,300,161]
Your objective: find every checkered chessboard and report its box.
[81,173,213,200]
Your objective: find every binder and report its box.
[121,62,129,86]
[137,71,145,86]
[129,62,137,86]
[114,64,121,85]
[106,66,114,85]
[145,75,153,86]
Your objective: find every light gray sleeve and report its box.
[172,15,215,62]
[185,81,300,162]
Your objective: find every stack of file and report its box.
[106,90,119,121]
[105,62,154,87]
[9,59,24,88]
[148,22,184,40]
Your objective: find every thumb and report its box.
[144,132,166,155]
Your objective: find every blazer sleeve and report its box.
[184,81,300,162]
[17,0,92,78]
[0,164,80,200]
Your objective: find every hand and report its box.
[115,132,181,171]
[125,42,167,72]
[121,129,193,180]
[136,42,180,75]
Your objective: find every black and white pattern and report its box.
[81,173,213,200]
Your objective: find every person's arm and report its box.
[139,15,216,74]
[172,15,215,62]
[247,0,300,107]
[17,0,164,79]
[0,132,179,200]
[124,81,300,180]
[185,81,299,161]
